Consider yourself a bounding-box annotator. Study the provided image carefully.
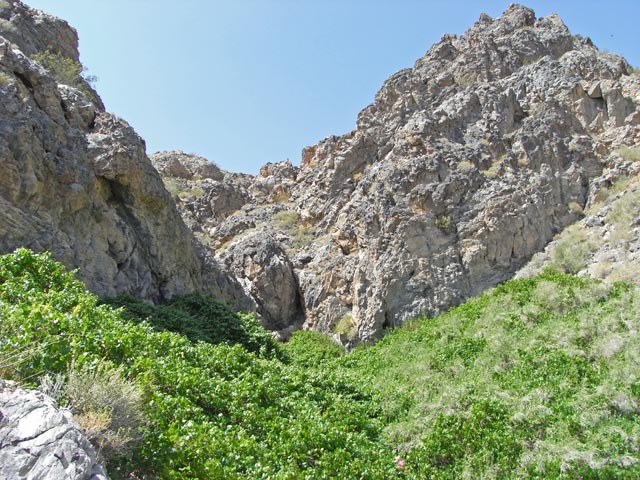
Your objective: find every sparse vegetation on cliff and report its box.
[32,50,96,95]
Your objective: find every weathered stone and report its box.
[517,152,640,285]
[217,230,304,332]
[160,4,640,343]
[150,150,224,181]
[4,0,640,344]
[0,380,109,480]
[0,1,253,307]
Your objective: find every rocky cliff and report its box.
[0,0,251,305]
[158,5,640,342]
[2,1,639,342]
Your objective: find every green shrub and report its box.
[405,398,522,478]
[338,271,640,477]
[550,224,599,274]
[456,160,475,171]
[61,362,145,461]
[606,188,640,242]
[0,249,396,479]
[435,214,455,233]
[616,146,640,162]
[0,70,12,87]
[273,209,317,247]
[2,249,640,478]
[31,50,96,96]
[273,209,300,229]
[333,313,358,342]
[455,70,478,88]
[284,330,344,367]
[102,293,281,359]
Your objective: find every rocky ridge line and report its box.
[156,4,640,342]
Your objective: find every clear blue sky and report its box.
[26,1,640,174]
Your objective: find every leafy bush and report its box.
[283,330,344,367]
[2,249,640,478]
[0,249,398,479]
[103,293,281,358]
[31,50,96,96]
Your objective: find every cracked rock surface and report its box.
[0,381,109,480]
[158,5,640,342]
[0,0,252,308]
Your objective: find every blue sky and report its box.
[26,1,640,174]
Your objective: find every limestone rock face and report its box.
[6,1,640,341]
[161,5,640,341]
[516,152,640,284]
[0,381,109,480]
[217,231,303,332]
[0,0,245,303]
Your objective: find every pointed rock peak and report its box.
[500,4,536,28]
[537,12,569,32]
[478,12,493,24]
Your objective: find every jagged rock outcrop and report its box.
[217,231,304,332]
[161,5,640,342]
[4,1,639,342]
[0,381,109,480]
[150,152,303,330]
[517,150,640,283]
[0,0,80,70]
[0,0,252,305]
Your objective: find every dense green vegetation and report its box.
[330,272,640,478]
[1,249,640,478]
[102,293,281,359]
[0,249,396,479]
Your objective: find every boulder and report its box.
[0,381,109,480]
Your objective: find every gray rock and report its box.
[0,1,253,308]
[516,151,640,285]
[217,230,304,332]
[0,0,79,62]
[5,0,640,344]
[0,380,109,480]
[150,150,224,181]
[164,5,640,342]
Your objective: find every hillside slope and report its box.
[158,5,640,342]
[517,156,640,283]
[0,0,251,307]
[1,1,639,342]
[2,249,639,478]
